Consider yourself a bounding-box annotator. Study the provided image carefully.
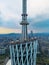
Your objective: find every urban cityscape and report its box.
[0,0,49,65]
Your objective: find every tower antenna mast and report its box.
[20,0,29,41]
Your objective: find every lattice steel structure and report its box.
[9,0,38,65]
[10,39,38,65]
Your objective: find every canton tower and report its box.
[9,0,38,65]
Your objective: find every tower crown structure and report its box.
[20,0,29,41]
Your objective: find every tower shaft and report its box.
[20,0,29,41]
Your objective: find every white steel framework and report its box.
[9,40,38,65]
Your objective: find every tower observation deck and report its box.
[9,0,38,65]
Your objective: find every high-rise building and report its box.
[9,0,38,65]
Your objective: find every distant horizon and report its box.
[0,32,49,35]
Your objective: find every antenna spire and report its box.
[20,0,29,41]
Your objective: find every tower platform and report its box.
[20,21,29,25]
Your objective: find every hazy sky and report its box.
[0,0,49,34]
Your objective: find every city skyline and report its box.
[0,0,49,34]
